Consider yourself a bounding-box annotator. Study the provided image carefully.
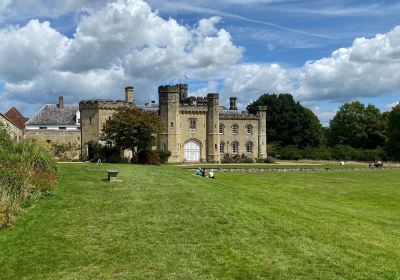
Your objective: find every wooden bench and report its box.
[107,170,119,182]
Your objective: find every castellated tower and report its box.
[257,106,267,159]
[206,93,220,163]
[158,85,181,163]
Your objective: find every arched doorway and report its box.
[184,140,201,162]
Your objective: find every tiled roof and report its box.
[27,104,79,126]
[4,107,28,129]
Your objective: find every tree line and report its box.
[248,94,400,161]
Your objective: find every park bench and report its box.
[107,170,119,182]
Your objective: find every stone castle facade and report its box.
[79,84,267,163]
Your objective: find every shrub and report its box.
[137,150,160,165]
[155,150,171,163]
[221,153,237,163]
[303,146,332,160]
[267,143,281,158]
[239,157,255,163]
[264,156,276,163]
[0,138,57,228]
[280,145,303,160]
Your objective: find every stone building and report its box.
[0,112,24,141]
[25,96,81,146]
[79,84,267,163]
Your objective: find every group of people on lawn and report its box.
[196,167,215,179]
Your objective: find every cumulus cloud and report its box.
[223,63,293,106]
[298,26,400,101]
[223,26,400,105]
[0,0,242,115]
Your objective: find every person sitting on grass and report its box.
[196,167,202,176]
[208,169,215,179]
[201,168,206,177]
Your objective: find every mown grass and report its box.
[1,163,399,279]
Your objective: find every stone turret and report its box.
[159,85,181,162]
[257,106,267,159]
[206,93,220,163]
[125,86,134,104]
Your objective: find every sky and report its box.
[0,0,399,126]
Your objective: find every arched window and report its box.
[220,141,225,154]
[245,141,253,153]
[232,124,239,135]
[219,123,225,134]
[232,141,239,155]
[246,124,253,134]
[189,119,197,130]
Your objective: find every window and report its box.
[246,124,253,134]
[89,117,92,124]
[171,122,174,128]
[220,142,225,154]
[232,141,239,154]
[232,124,239,134]
[189,119,197,130]
[246,142,253,153]
[59,127,66,130]
[219,123,224,134]
[39,127,47,130]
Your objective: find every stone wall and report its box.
[24,130,81,145]
[219,118,260,158]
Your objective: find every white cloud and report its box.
[223,63,293,106]
[0,20,69,82]
[387,101,399,110]
[0,0,242,115]
[223,25,400,106]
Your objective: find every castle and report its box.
[79,84,267,163]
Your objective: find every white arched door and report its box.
[184,140,200,162]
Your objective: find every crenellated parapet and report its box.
[79,100,131,111]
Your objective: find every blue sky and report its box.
[0,0,399,125]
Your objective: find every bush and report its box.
[280,145,303,160]
[137,150,160,165]
[221,153,237,163]
[0,136,57,228]
[155,150,171,163]
[239,157,255,163]
[264,156,276,163]
[303,146,332,160]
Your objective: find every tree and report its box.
[247,93,323,148]
[386,104,400,160]
[327,102,386,149]
[100,107,162,158]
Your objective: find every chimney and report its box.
[58,96,64,109]
[229,97,237,110]
[125,86,134,104]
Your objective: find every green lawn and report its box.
[1,164,400,279]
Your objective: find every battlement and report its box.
[158,85,179,94]
[207,93,219,99]
[79,99,130,110]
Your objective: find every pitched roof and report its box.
[26,104,79,126]
[4,107,28,129]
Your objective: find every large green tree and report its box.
[386,104,400,160]
[247,93,323,148]
[100,107,162,156]
[327,102,386,149]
